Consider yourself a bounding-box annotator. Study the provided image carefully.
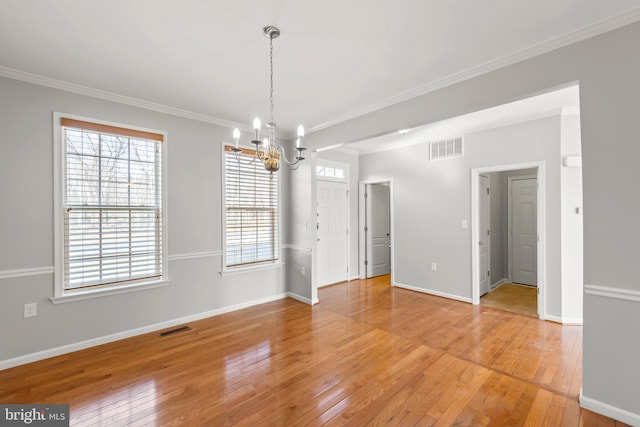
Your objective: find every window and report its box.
[316,165,345,179]
[224,146,279,268]
[55,115,166,297]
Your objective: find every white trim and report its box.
[1,293,288,371]
[359,178,395,285]
[541,314,583,325]
[0,266,54,280]
[545,315,563,324]
[585,284,640,303]
[307,8,640,134]
[50,279,170,304]
[490,278,508,290]
[471,162,546,321]
[282,245,312,252]
[0,66,247,132]
[393,282,473,304]
[53,112,169,300]
[286,292,318,305]
[561,107,581,116]
[580,389,640,426]
[349,275,360,281]
[168,251,222,261]
[219,262,283,277]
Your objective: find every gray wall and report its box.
[359,117,560,309]
[301,21,640,420]
[0,77,286,363]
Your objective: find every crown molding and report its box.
[0,65,250,131]
[308,8,640,134]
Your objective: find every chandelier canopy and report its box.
[231,26,305,175]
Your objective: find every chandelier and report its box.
[231,26,305,174]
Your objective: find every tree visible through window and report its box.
[224,146,278,267]
[61,118,164,291]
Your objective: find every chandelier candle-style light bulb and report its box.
[231,25,306,174]
[233,128,240,149]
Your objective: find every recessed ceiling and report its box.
[0,1,638,137]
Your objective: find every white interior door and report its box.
[478,176,490,296]
[317,180,348,286]
[366,184,390,278]
[512,178,537,285]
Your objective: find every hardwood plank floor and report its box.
[0,276,628,426]
[480,283,538,318]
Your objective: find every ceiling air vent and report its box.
[430,137,463,161]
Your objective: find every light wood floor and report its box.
[481,282,538,318]
[0,276,628,426]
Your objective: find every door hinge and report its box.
[346,229,349,235]
[346,190,349,197]
[365,193,368,199]
[487,188,490,195]
[487,229,490,236]
[364,226,368,232]
[488,270,490,277]
[365,260,368,266]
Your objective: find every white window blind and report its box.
[62,118,163,291]
[225,146,279,267]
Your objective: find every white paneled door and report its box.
[512,178,537,286]
[479,175,490,296]
[317,180,348,287]
[366,184,391,278]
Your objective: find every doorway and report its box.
[472,162,545,319]
[359,179,394,281]
[366,183,390,278]
[316,162,349,287]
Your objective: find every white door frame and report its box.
[508,175,538,284]
[471,161,546,320]
[479,174,491,296]
[316,160,350,287]
[359,178,395,284]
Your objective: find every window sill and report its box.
[50,278,170,304]
[219,262,282,277]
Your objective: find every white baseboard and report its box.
[580,389,640,426]
[544,314,583,325]
[349,275,360,281]
[393,282,472,304]
[286,292,317,305]
[491,278,508,289]
[545,315,563,324]
[0,293,287,371]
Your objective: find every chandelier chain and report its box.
[269,35,274,125]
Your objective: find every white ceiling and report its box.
[1,1,639,138]
[341,85,579,154]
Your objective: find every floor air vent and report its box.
[430,136,463,161]
[159,326,191,337]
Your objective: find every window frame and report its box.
[221,143,282,273]
[52,112,169,303]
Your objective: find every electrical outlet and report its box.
[461,219,468,229]
[24,303,37,318]
[301,266,306,276]
[431,262,437,271]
